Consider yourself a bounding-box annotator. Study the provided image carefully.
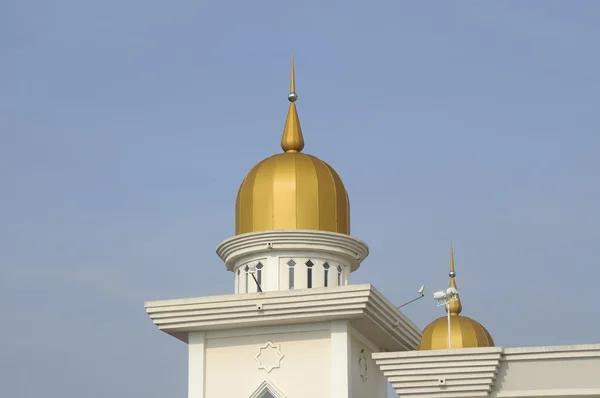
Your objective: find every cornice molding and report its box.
[145,284,421,351]
[215,230,369,272]
[373,347,502,398]
[502,344,600,361]
[496,389,600,398]
[373,344,600,398]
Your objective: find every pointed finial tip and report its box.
[447,242,462,315]
[281,54,304,152]
[288,52,297,102]
[449,242,456,278]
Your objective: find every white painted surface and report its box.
[373,344,600,398]
[349,329,387,398]
[331,320,351,398]
[232,255,350,293]
[497,345,600,397]
[185,320,414,398]
[145,284,422,351]
[203,322,331,398]
[188,331,205,398]
[216,230,369,293]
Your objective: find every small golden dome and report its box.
[235,55,350,235]
[418,245,495,350]
[418,315,495,350]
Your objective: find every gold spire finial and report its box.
[447,242,463,315]
[290,52,295,93]
[281,53,304,153]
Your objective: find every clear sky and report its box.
[2,1,600,397]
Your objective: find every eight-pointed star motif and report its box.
[255,341,284,373]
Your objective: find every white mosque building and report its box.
[145,59,600,398]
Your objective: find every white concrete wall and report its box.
[188,332,206,398]
[491,346,600,397]
[201,322,332,398]
[188,320,384,398]
[349,328,387,398]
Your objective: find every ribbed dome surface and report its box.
[235,152,349,235]
[418,315,494,350]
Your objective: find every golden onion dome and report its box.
[418,245,495,350]
[235,56,349,235]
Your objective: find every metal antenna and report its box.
[396,285,425,309]
[248,264,263,293]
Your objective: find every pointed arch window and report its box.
[306,260,314,288]
[245,264,250,292]
[287,259,295,289]
[323,262,330,287]
[249,380,287,398]
[337,265,342,286]
[256,261,264,287]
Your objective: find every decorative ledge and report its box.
[373,344,600,398]
[502,344,600,361]
[145,284,421,351]
[373,347,502,398]
[216,230,369,272]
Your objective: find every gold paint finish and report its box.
[447,243,462,315]
[281,103,304,152]
[418,245,494,350]
[281,55,304,153]
[235,56,350,235]
[418,315,495,351]
[236,152,349,235]
[290,53,295,93]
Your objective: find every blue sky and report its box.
[1,1,600,397]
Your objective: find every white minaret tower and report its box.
[145,57,421,398]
